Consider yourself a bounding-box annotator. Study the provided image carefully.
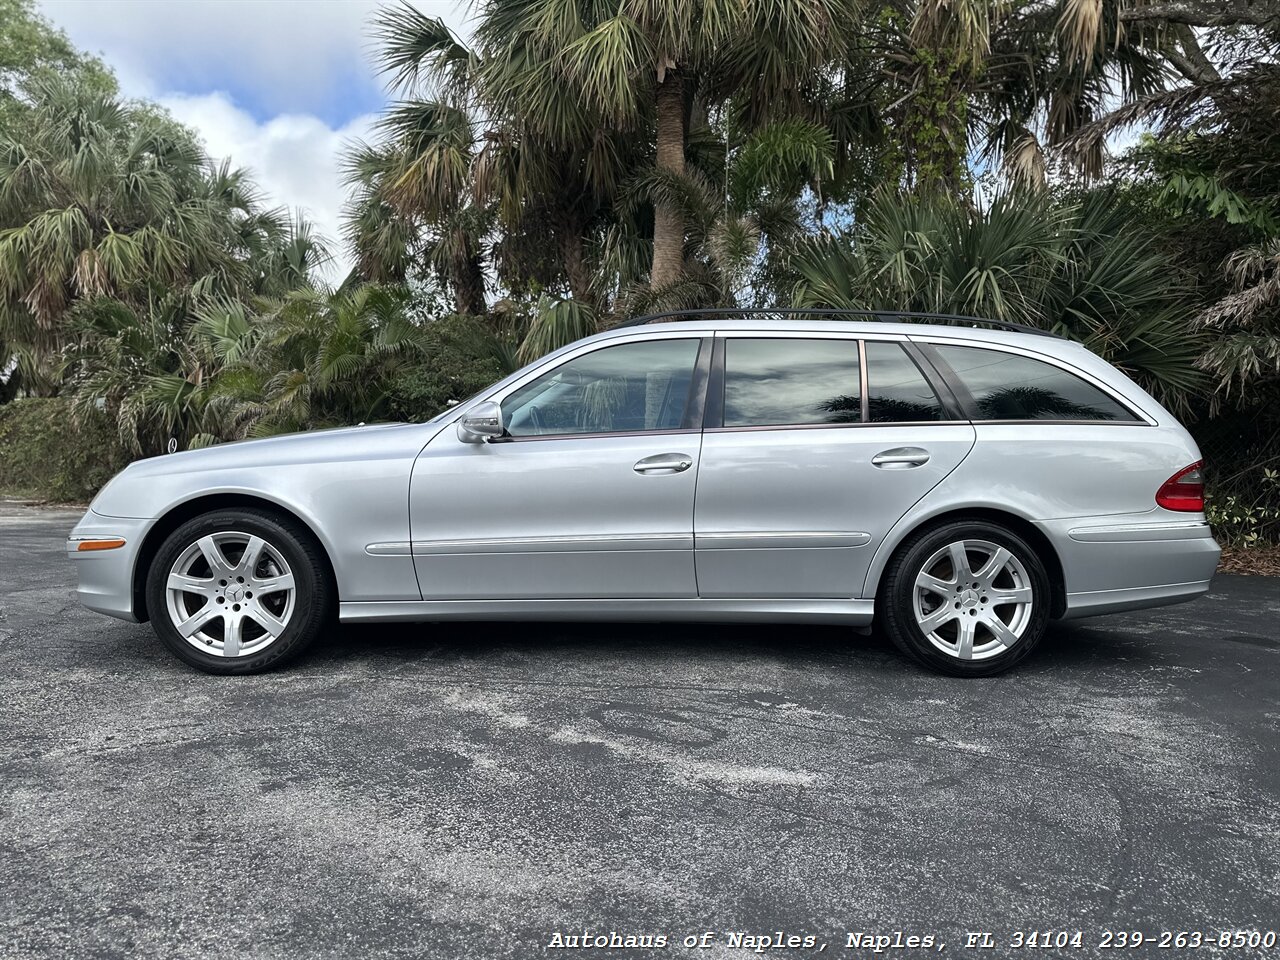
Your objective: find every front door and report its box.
[694,336,976,599]
[409,335,708,600]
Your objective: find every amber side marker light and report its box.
[75,538,127,551]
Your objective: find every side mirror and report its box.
[457,400,505,443]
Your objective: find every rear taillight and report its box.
[1156,461,1204,512]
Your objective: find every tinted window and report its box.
[865,342,944,422]
[723,338,861,427]
[936,345,1137,422]
[503,339,699,437]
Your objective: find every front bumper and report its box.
[67,512,156,622]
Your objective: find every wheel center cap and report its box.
[226,584,245,603]
[960,589,979,608]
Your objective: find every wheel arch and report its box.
[868,507,1067,619]
[131,493,336,622]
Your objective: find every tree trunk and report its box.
[651,68,685,290]
[561,227,595,306]
[451,237,487,317]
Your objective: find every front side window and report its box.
[935,345,1138,422]
[722,338,861,427]
[502,338,700,437]
[865,342,944,422]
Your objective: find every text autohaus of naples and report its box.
[545,930,943,950]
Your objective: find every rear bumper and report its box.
[1060,578,1213,619]
[1039,516,1220,620]
[67,512,154,622]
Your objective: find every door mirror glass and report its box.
[457,400,505,442]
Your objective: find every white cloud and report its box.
[41,0,472,118]
[38,0,475,280]
[160,92,376,280]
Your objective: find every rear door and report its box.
[693,334,976,599]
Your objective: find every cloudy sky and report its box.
[38,0,473,276]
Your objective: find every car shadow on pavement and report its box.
[303,615,1163,677]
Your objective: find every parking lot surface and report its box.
[2,503,1278,959]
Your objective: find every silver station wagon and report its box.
[69,310,1220,676]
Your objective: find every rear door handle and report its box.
[871,447,930,468]
[634,453,694,474]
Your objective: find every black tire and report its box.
[879,519,1051,677]
[145,508,333,675]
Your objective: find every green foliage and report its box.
[224,285,430,437]
[384,314,512,422]
[792,189,1206,411]
[357,0,869,314]
[0,396,128,501]
[0,0,115,128]
[900,45,972,192]
[1160,172,1277,233]
[1206,468,1280,549]
[518,297,598,365]
[0,77,328,398]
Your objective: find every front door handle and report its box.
[871,447,930,468]
[634,453,694,474]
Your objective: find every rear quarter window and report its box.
[934,345,1138,422]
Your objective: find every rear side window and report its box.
[864,342,944,422]
[936,345,1138,422]
[723,338,861,427]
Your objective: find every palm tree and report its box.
[207,285,431,438]
[832,0,1173,191]
[65,294,220,454]
[482,0,856,289]
[0,77,318,395]
[359,0,859,310]
[791,188,1205,411]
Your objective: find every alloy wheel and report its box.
[911,539,1034,661]
[164,531,296,658]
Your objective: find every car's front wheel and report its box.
[880,520,1051,676]
[145,508,333,674]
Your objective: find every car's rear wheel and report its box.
[145,508,332,674]
[880,520,1050,676]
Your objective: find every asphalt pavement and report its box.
[2,503,1278,959]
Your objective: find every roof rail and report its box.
[614,307,1063,338]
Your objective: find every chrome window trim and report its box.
[857,339,870,423]
[909,335,1156,426]
[491,334,709,442]
[972,419,1155,426]
[718,332,865,431]
[487,331,708,406]
[704,420,971,435]
[499,427,701,444]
